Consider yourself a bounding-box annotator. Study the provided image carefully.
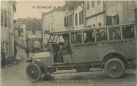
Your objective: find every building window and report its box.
[70,14,73,26]
[75,14,78,26]
[32,30,35,35]
[66,16,68,27]
[98,23,101,27]
[87,2,90,10]
[97,0,101,5]
[1,10,8,27]
[64,17,66,27]
[135,9,137,23]
[4,10,7,27]
[106,16,112,26]
[91,1,95,8]
[1,10,3,26]
[113,14,119,25]
[79,12,81,25]
[79,10,84,25]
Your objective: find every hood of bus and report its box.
[33,51,50,59]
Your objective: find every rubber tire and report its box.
[104,58,125,78]
[26,63,42,82]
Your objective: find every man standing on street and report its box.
[14,41,18,64]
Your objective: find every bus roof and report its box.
[48,23,136,34]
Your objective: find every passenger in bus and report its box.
[55,35,64,63]
[61,34,70,53]
[97,31,107,41]
[123,26,134,39]
[112,28,121,40]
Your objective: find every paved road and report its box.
[1,62,137,86]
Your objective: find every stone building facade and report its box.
[64,1,84,30]
[85,1,137,28]
[1,1,16,60]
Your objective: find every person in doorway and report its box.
[1,50,6,68]
[14,42,18,64]
[26,48,29,58]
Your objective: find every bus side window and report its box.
[96,29,107,41]
[71,32,82,43]
[83,30,95,43]
[122,26,135,39]
[109,27,121,40]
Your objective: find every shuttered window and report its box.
[75,14,78,26]
[106,16,112,26]
[135,9,137,23]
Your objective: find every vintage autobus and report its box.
[26,24,137,81]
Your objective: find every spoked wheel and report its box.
[26,63,42,81]
[104,58,125,78]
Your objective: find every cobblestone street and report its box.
[1,61,137,86]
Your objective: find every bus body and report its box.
[48,24,136,66]
[26,24,137,81]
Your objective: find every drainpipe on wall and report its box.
[103,1,106,26]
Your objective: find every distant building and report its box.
[1,1,16,60]
[42,7,66,45]
[15,18,42,51]
[42,7,66,32]
[85,1,137,28]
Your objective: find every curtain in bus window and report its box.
[122,26,135,39]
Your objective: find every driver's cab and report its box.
[48,31,71,63]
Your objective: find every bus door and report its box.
[48,33,72,63]
[59,33,72,63]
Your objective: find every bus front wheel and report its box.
[104,58,125,78]
[26,63,42,81]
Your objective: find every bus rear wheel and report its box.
[104,58,125,78]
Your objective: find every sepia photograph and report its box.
[1,0,137,86]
